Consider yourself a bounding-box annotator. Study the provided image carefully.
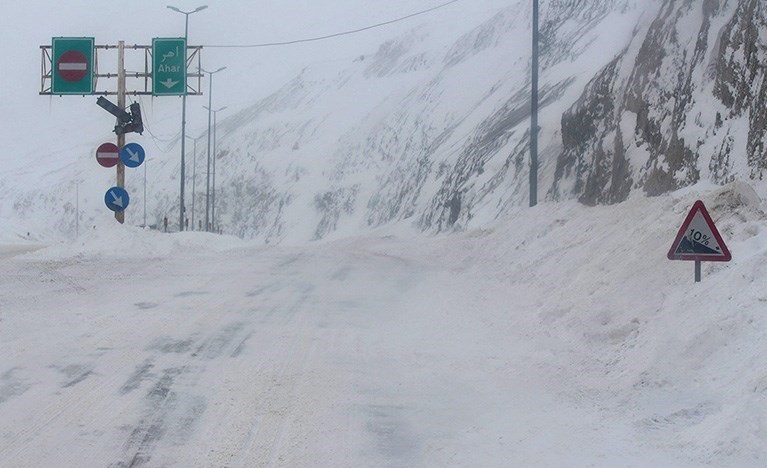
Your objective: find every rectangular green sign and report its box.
[152,38,187,96]
[51,37,95,95]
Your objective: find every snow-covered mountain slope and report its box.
[1,0,765,243]
[186,0,657,241]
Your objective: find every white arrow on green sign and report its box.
[152,38,186,96]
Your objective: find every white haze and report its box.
[1,1,766,467]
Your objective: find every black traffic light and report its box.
[101,100,143,135]
[129,102,143,135]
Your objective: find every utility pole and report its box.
[116,40,126,223]
[530,0,539,207]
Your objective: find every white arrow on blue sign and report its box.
[120,143,145,168]
[105,186,130,212]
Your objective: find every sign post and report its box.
[51,37,94,95]
[667,200,732,282]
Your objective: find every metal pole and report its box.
[75,181,79,236]
[212,110,217,232]
[116,40,126,224]
[695,260,701,283]
[204,105,226,233]
[168,5,207,230]
[530,0,539,208]
[202,66,225,231]
[143,157,147,227]
[191,136,197,230]
[179,15,189,232]
[205,74,213,231]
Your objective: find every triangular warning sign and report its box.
[667,200,731,262]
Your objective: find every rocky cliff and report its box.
[550,0,767,205]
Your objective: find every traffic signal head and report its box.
[107,102,143,135]
[129,103,143,135]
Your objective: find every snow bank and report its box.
[353,181,767,465]
[25,217,250,262]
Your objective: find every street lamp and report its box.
[201,66,226,231]
[185,134,203,230]
[167,4,207,231]
[74,179,82,236]
[530,0,539,207]
[204,105,227,233]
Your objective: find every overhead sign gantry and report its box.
[40,37,204,225]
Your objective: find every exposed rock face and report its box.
[713,0,767,179]
[551,0,767,204]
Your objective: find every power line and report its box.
[135,95,181,153]
[205,0,461,49]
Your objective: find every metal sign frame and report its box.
[40,43,203,96]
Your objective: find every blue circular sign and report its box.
[120,143,145,168]
[104,186,130,212]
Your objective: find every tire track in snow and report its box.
[111,319,253,468]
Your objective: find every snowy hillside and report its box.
[1,1,765,241]
[199,0,656,241]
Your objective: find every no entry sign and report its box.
[96,142,120,168]
[58,50,89,82]
[51,37,94,95]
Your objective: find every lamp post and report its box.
[530,0,539,207]
[204,105,227,233]
[75,179,81,236]
[202,66,226,231]
[143,158,147,227]
[185,134,202,231]
[167,4,207,231]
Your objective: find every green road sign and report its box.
[51,37,95,95]
[152,38,187,96]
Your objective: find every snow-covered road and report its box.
[0,234,639,467]
[2,185,766,467]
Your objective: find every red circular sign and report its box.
[96,143,120,168]
[58,50,89,82]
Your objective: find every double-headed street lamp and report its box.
[201,66,226,231]
[203,105,227,233]
[167,4,207,231]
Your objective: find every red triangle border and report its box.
[667,200,732,262]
